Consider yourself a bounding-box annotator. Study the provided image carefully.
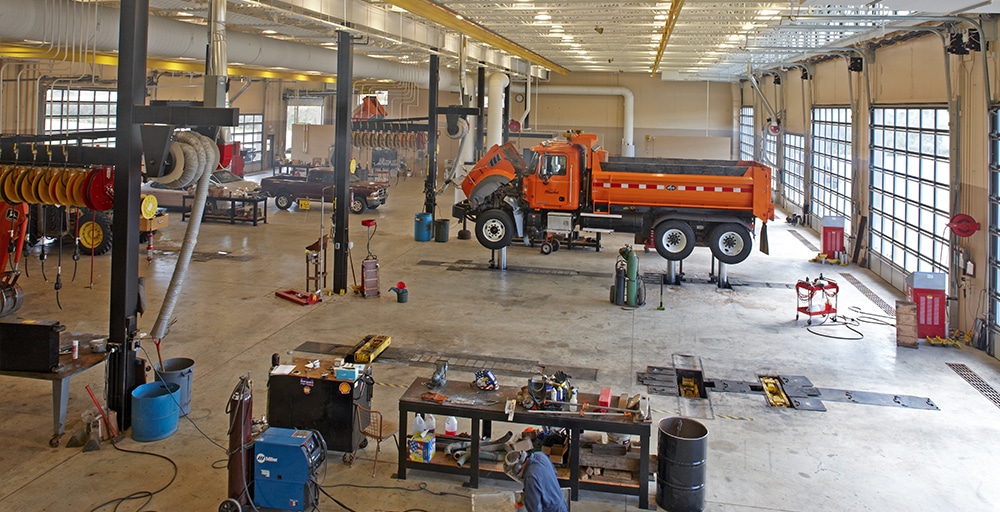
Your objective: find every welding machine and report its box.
[254,427,326,511]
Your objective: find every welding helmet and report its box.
[475,369,500,390]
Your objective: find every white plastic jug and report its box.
[411,414,425,435]
[445,416,458,436]
[424,414,436,433]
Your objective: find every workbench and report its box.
[182,195,268,226]
[397,378,653,509]
[267,357,372,453]
[0,332,107,447]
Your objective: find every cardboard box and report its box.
[408,432,435,463]
[139,214,169,232]
[542,440,568,465]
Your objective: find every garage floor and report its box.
[1,173,999,512]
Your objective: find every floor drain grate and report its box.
[947,363,1000,409]
[839,272,895,315]
[787,229,819,251]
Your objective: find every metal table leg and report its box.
[51,377,70,447]
[639,430,650,509]
[569,428,581,501]
[469,417,481,488]
[396,407,407,479]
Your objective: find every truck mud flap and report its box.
[759,223,769,255]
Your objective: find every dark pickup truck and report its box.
[260,167,388,213]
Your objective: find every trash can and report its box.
[414,212,432,242]
[131,382,181,442]
[155,357,195,416]
[433,218,450,243]
[657,417,708,511]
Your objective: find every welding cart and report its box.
[795,276,838,325]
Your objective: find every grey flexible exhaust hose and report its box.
[150,131,216,340]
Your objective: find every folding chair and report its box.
[347,405,399,477]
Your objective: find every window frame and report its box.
[868,105,951,277]
[811,106,854,235]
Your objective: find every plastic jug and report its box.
[411,414,425,435]
[424,414,436,433]
[445,416,458,436]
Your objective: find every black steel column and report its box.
[475,66,485,160]
[424,54,439,216]
[332,30,353,295]
[108,0,147,430]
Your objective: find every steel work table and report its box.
[397,377,653,509]
[182,195,268,226]
[0,332,107,447]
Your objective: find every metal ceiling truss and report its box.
[27,1,993,81]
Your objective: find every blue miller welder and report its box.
[253,427,326,511]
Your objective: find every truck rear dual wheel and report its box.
[653,220,695,260]
[708,223,752,264]
[475,209,514,250]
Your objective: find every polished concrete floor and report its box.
[1,172,999,512]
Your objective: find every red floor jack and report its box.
[360,219,380,298]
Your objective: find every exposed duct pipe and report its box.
[205,0,227,108]
[530,85,635,157]
[487,72,509,148]
[0,0,457,89]
[518,75,532,128]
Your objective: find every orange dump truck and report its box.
[453,131,774,264]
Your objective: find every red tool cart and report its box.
[795,275,838,325]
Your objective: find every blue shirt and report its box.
[522,452,568,512]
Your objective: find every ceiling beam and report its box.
[380,0,570,75]
[651,0,686,76]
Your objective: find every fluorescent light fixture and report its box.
[262,29,277,34]
[534,13,551,20]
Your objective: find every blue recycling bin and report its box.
[414,212,432,242]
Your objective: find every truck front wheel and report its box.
[708,223,752,264]
[349,195,367,214]
[475,210,514,250]
[274,192,294,210]
[653,220,695,260]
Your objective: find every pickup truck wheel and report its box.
[653,220,695,260]
[349,195,367,214]
[475,209,514,250]
[274,193,294,210]
[708,223,752,264]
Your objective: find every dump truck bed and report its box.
[591,158,773,222]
